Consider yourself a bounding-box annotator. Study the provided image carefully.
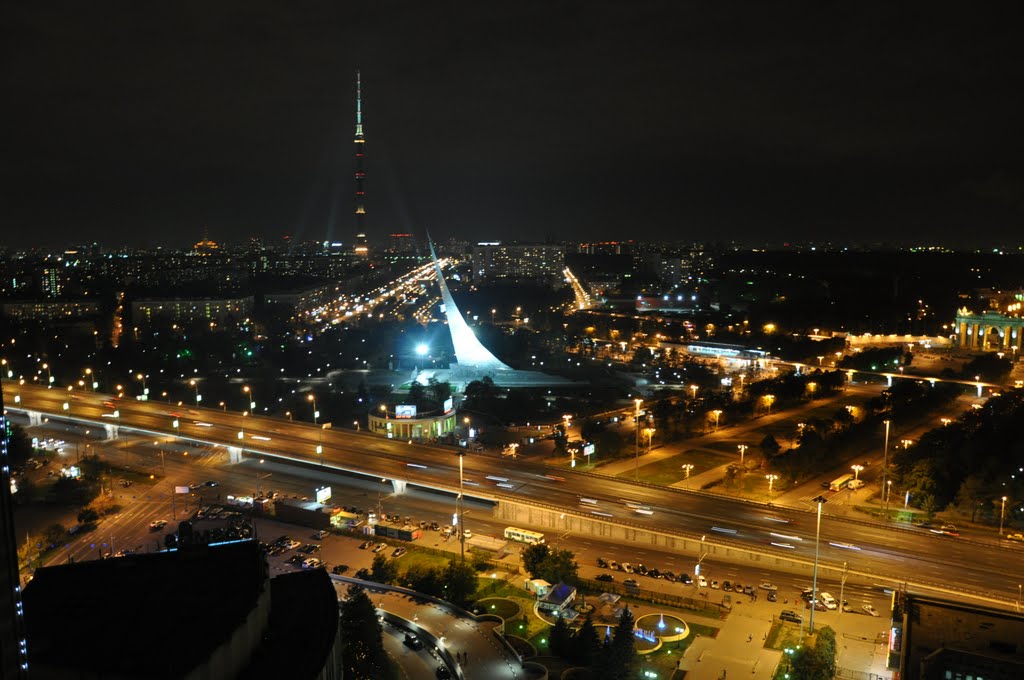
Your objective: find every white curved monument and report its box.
[429,239,512,372]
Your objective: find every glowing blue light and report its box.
[415,343,429,356]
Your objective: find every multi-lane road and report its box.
[8,382,1024,605]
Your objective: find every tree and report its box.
[760,434,781,458]
[573,612,601,666]
[443,559,477,606]
[598,605,635,680]
[369,553,397,584]
[77,508,100,524]
[402,563,445,598]
[522,543,551,578]
[789,626,837,680]
[954,475,989,522]
[339,584,389,679]
[42,523,67,550]
[550,614,572,659]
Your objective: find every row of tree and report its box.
[355,553,479,607]
[549,608,636,680]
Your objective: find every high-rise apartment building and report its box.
[471,242,565,286]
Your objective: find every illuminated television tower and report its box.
[353,70,369,257]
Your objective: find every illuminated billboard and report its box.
[316,486,332,504]
[443,397,454,413]
[395,404,417,418]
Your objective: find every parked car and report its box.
[767,590,778,602]
[596,573,615,582]
[1006,533,1024,542]
[313,530,329,539]
[759,581,778,591]
[392,547,407,558]
[302,558,322,569]
[609,560,619,571]
[331,564,349,575]
[698,575,708,588]
[710,580,719,590]
[780,610,803,624]
[662,571,678,583]
[679,573,693,585]
[623,578,639,588]
[722,580,733,592]
[359,540,374,550]
[597,557,609,568]
[621,563,635,574]
[372,542,388,553]
[863,604,879,617]
[403,634,423,651]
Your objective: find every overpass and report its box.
[5,383,1024,608]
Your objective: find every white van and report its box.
[820,592,838,609]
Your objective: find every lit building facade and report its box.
[2,300,100,321]
[131,296,253,327]
[954,290,1024,353]
[471,242,565,285]
[0,380,29,677]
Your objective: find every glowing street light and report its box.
[189,378,202,405]
[136,372,148,396]
[689,385,698,400]
[415,343,429,357]
[681,463,694,480]
[764,394,775,415]
[940,417,951,427]
[851,464,863,481]
[710,409,722,432]
[307,393,319,426]
[243,385,255,412]
[766,473,779,497]
[737,444,748,465]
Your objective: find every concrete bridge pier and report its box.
[102,423,119,440]
[26,410,43,427]
[391,479,408,495]
[226,446,243,464]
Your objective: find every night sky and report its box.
[3,2,1022,249]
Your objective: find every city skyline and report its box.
[3,4,1022,250]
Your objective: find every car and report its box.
[597,557,609,568]
[119,480,132,487]
[288,554,305,565]
[463,529,473,539]
[189,483,202,491]
[204,480,219,487]
[313,530,329,539]
[820,592,838,610]
[372,542,388,553]
[759,581,778,591]
[722,580,733,592]
[710,579,719,590]
[429,522,440,531]
[662,571,677,583]
[331,564,349,575]
[779,610,803,624]
[767,590,778,602]
[648,569,662,579]
[403,634,424,650]
[744,585,756,596]
[939,524,960,536]
[436,666,452,679]
[679,573,693,585]
[302,558,322,569]
[392,547,407,558]
[1006,533,1024,542]
[621,562,635,574]
[623,578,639,588]
[359,540,374,550]
[863,604,879,617]
[596,573,615,582]
[698,575,708,588]
[609,560,619,571]
[284,539,301,550]
[635,563,648,576]
[300,543,321,554]
[148,519,168,531]
[418,521,429,529]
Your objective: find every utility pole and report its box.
[838,561,849,618]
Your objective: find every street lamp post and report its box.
[308,393,319,426]
[689,385,698,400]
[243,385,255,413]
[851,464,863,482]
[882,419,891,515]
[681,464,694,488]
[136,373,148,398]
[1000,496,1008,536]
[737,444,747,465]
[189,379,201,405]
[809,498,824,632]
[457,451,466,562]
[766,474,778,498]
[633,398,643,481]
[765,394,775,415]
[710,409,722,432]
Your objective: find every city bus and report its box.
[829,474,854,491]
[504,527,546,544]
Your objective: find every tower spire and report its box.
[353,70,368,256]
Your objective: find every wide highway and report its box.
[9,383,1024,602]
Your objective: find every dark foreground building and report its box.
[894,593,1024,680]
[23,538,342,680]
[1,379,29,678]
